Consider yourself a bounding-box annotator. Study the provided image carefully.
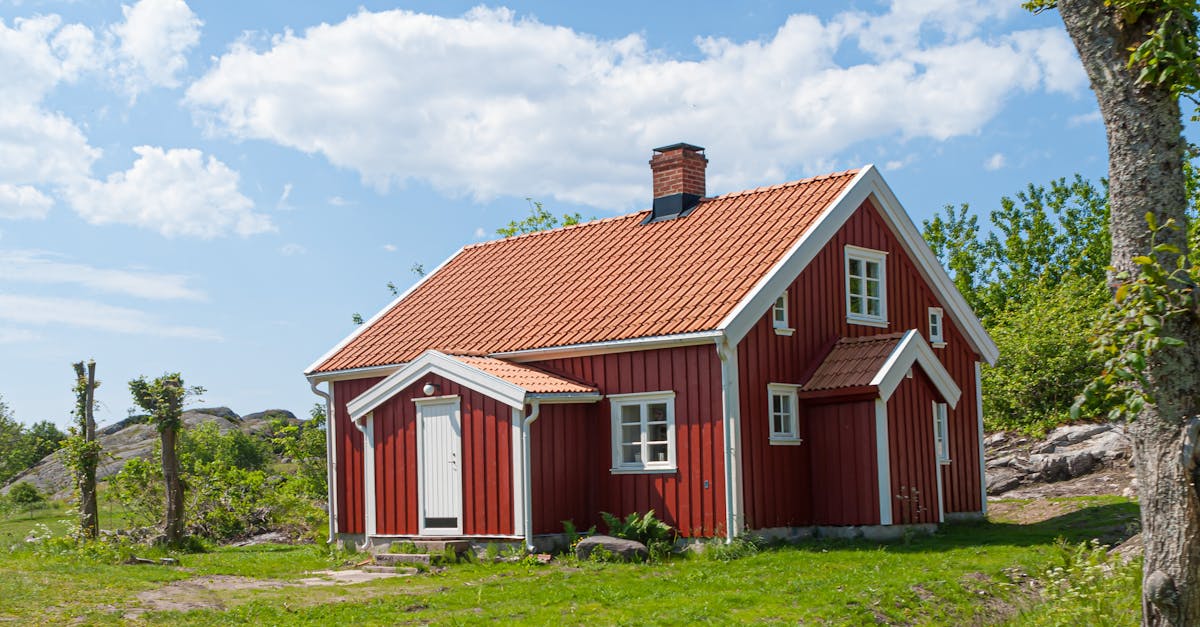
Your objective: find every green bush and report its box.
[1012,539,1142,625]
[600,510,676,561]
[7,482,44,509]
[703,534,769,562]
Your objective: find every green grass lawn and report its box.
[0,496,1142,625]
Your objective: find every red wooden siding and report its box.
[531,344,726,538]
[806,399,879,525]
[333,376,383,535]
[886,369,942,524]
[737,198,983,529]
[370,373,515,536]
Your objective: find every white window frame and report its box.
[928,307,946,347]
[933,402,950,464]
[772,291,794,336]
[609,391,677,473]
[767,383,801,444]
[844,245,888,327]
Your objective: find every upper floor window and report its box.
[845,246,887,326]
[610,391,676,473]
[928,307,945,346]
[772,292,794,335]
[768,383,800,443]
[933,402,950,464]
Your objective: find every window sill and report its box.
[769,438,803,446]
[773,327,795,337]
[847,316,889,328]
[610,466,678,475]
[931,341,947,349]
[938,458,952,466]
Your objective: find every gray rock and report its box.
[986,468,1023,495]
[1064,451,1096,477]
[575,535,648,562]
[984,432,1008,447]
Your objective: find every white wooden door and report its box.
[417,398,463,535]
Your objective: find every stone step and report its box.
[362,565,419,575]
[374,553,431,566]
[412,540,472,555]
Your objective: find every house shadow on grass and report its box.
[899,500,1141,554]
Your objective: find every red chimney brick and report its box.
[650,143,707,199]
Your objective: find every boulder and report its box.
[574,535,648,562]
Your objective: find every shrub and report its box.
[1015,539,1142,625]
[600,510,676,561]
[703,534,769,562]
[7,482,44,510]
[108,457,165,530]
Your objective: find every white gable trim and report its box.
[347,350,527,421]
[721,165,998,365]
[871,330,961,408]
[304,248,465,376]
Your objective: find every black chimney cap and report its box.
[652,143,705,154]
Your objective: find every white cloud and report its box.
[66,145,273,238]
[382,243,397,252]
[473,227,486,238]
[984,152,1006,171]
[186,6,1084,209]
[1068,111,1102,127]
[0,184,52,219]
[0,250,205,300]
[0,328,39,343]
[279,243,305,256]
[276,182,293,210]
[328,195,352,206]
[110,0,202,96]
[0,294,221,340]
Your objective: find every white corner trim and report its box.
[721,168,872,346]
[716,339,743,541]
[511,408,525,536]
[871,330,962,408]
[363,417,376,537]
[305,248,465,375]
[975,361,987,516]
[347,350,527,421]
[875,398,893,526]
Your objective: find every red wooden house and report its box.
[306,143,997,549]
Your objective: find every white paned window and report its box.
[610,391,676,472]
[772,292,789,329]
[928,307,945,345]
[934,402,950,464]
[845,246,887,325]
[768,384,800,443]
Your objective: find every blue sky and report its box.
[0,0,1175,428]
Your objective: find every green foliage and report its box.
[128,373,204,433]
[561,519,594,552]
[1010,539,1142,626]
[1074,216,1199,422]
[600,510,675,560]
[0,396,66,486]
[496,200,585,237]
[265,403,328,502]
[180,422,267,472]
[6,483,43,508]
[983,279,1110,434]
[107,457,163,530]
[923,176,1111,433]
[702,534,769,562]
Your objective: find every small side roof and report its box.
[346,350,598,421]
[800,330,961,408]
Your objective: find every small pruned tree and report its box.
[63,360,100,539]
[128,373,204,545]
[496,199,584,237]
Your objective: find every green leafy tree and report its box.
[496,200,584,237]
[267,403,328,502]
[1027,0,1200,622]
[7,481,44,517]
[128,373,204,545]
[63,360,100,539]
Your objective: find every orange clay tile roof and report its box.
[801,333,906,392]
[312,169,860,373]
[448,355,598,395]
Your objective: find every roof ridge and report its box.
[710,168,861,201]
[462,212,644,250]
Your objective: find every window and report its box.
[845,246,887,325]
[610,391,676,472]
[768,384,800,443]
[928,307,945,346]
[933,402,950,464]
[772,292,794,335]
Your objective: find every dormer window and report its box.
[772,292,794,336]
[928,307,945,347]
[845,246,887,327]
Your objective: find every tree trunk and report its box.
[161,426,184,544]
[80,361,98,539]
[1058,1,1200,625]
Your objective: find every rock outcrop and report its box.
[575,535,649,562]
[986,423,1135,499]
[1,407,300,499]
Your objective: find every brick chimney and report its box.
[645,143,707,224]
